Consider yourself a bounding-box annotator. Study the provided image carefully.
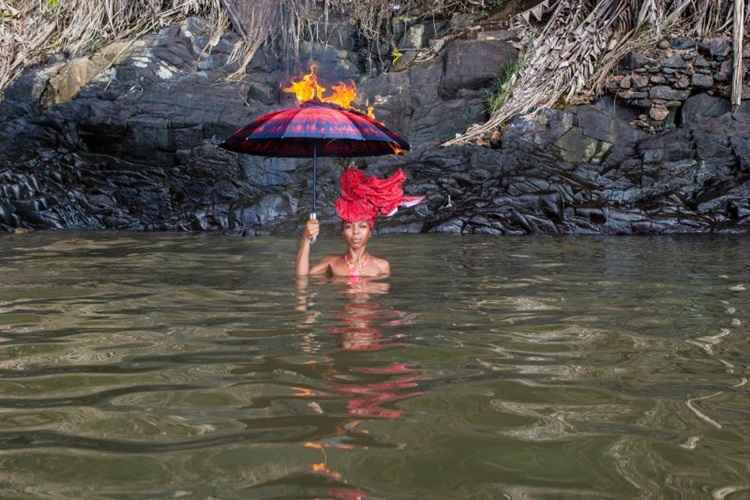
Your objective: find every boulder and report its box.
[440,39,517,98]
[682,93,731,124]
[649,86,690,101]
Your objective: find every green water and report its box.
[0,233,748,499]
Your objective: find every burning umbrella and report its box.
[220,67,410,238]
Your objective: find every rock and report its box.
[699,37,731,59]
[649,104,670,121]
[673,75,690,89]
[658,40,671,50]
[682,93,731,123]
[650,86,690,101]
[631,73,650,88]
[247,81,279,105]
[449,13,475,31]
[663,55,688,69]
[400,20,445,50]
[237,193,298,227]
[592,95,640,124]
[45,41,133,105]
[619,75,632,89]
[717,60,732,82]
[617,90,648,100]
[440,39,517,98]
[650,75,666,84]
[692,73,714,89]
[671,37,695,50]
[622,52,654,70]
[694,55,712,68]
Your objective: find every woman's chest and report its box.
[329,259,380,277]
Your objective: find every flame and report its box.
[283,65,362,111]
[391,143,407,156]
[282,66,411,155]
[283,65,325,103]
[326,82,358,109]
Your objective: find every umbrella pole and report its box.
[312,143,317,216]
[310,143,318,244]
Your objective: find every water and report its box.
[0,232,748,499]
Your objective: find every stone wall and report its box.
[607,35,749,130]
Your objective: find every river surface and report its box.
[0,232,748,499]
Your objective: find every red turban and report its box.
[335,167,425,226]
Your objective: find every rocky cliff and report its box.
[1,16,749,235]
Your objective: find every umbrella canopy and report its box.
[220,100,410,157]
[220,99,411,236]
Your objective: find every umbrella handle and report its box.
[310,212,317,244]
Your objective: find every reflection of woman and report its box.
[296,277,423,419]
[295,166,423,278]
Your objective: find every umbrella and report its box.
[220,99,410,236]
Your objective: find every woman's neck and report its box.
[346,247,368,262]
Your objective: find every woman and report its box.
[296,165,423,277]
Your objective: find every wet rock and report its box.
[241,193,298,227]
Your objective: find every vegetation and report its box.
[486,60,522,114]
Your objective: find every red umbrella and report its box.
[220,99,410,225]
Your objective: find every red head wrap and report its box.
[335,167,425,227]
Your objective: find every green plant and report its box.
[485,60,520,114]
[391,46,402,65]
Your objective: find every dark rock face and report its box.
[1,19,749,236]
[440,38,517,98]
[361,106,749,235]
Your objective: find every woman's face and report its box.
[342,221,371,249]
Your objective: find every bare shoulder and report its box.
[371,256,390,275]
[309,254,340,275]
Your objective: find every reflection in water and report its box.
[296,276,425,498]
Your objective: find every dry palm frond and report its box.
[445,0,744,146]
[731,0,745,111]
[223,0,278,79]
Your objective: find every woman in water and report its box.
[295,165,423,278]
